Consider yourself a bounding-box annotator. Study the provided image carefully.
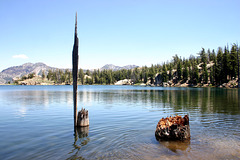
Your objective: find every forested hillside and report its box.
[42,44,239,87]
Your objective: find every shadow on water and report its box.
[67,127,90,160]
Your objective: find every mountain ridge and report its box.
[0,63,139,84]
[100,64,139,71]
[0,62,56,84]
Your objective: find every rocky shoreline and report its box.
[3,76,239,89]
[114,78,239,89]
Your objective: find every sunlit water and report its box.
[0,85,239,160]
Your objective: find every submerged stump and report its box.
[155,115,190,141]
[77,108,89,127]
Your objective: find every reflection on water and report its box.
[0,86,239,159]
[68,127,90,160]
[77,87,239,115]
[158,140,190,152]
[1,86,239,115]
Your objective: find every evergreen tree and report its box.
[211,49,217,62]
[192,63,199,84]
[168,64,173,80]
[222,46,230,82]
[172,54,180,68]
[86,70,90,76]
[209,66,214,84]
[131,68,140,83]
[162,63,168,82]
[79,69,85,85]
[42,71,46,80]
[215,47,223,85]
[177,61,182,80]
[148,65,155,84]
[183,60,189,82]
[207,48,211,63]
[229,45,238,79]
[199,48,208,84]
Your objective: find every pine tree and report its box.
[207,48,211,63]
[42,71,46,80]
[177,61,182,80]
[199,48,208,83]
[79,69,85,85]
[209,66,214,84]
[215,47,223,85]
[162,63,168,82]
[148,65,155,84]
[183,60,189,82]
[229,45,238,79]
[192,63,199,84]
[221,46,230,82]
[168,64,173,80]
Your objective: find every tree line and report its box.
[44,44,239,86]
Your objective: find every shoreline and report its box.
[0,83,239,89]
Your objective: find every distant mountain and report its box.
[100,64,139,71]
[0,63,139,84]
[0,62,56,84]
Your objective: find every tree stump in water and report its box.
[77,108,89,127]
[155,115,190,140]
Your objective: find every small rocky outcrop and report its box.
[155,115,190,140]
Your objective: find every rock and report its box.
[77,108,89,127]
[114,79,132,85]
[155,115,190,140]
[162,82,168,87]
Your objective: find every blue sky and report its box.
[0,0,239,71]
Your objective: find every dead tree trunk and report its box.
[77,108,89,127]
[155,115,190,140]
[72,13,79,127]
[72,13,89,128]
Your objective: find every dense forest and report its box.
[26,44,240,87]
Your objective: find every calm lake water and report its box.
[0,85,239,160]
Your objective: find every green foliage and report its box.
[162,63,168,82]
[215,47,223,85]
[183,61,189,82]
[229,45,238,79]
[43,43,238,87]
[79,69,84,85]
[177,61,182,80]
[28,73,35,79]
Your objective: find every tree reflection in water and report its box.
[67,127,90,160]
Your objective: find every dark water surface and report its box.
[0,85,239,160]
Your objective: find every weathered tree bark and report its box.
[237,46,239,88]
[72,13,79,127]
[155,115,190,140]
[77,108,89,127]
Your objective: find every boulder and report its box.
[114,79,132,85]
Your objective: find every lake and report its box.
[0,85,239,159]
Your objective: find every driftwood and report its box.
[77,108,89,127]
[155,115,190,140]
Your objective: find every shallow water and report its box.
[0,85,239,159]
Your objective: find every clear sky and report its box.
[0,0,239,71]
